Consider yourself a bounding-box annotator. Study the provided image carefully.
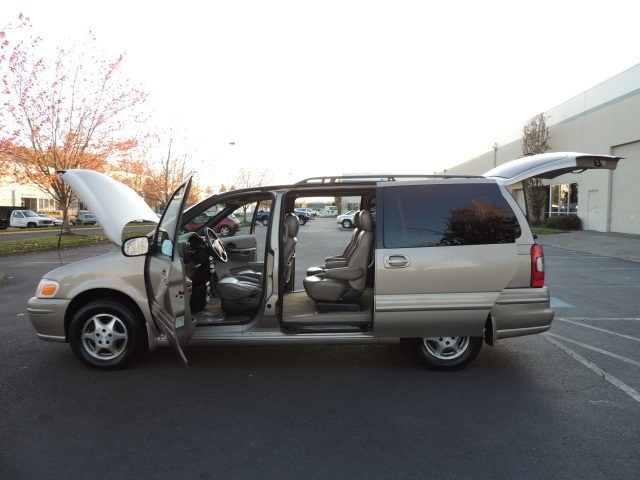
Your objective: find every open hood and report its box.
[60,170,158,246]
[483,152,622,186]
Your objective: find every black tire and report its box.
[298,217,307,225]
[69,299,142,370]
[27,222,37,228]
[218,225,231,236]
[261,218,269,226]
[342,219,352,228]
[410,336,482,371]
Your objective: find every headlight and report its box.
[35,279,60,298]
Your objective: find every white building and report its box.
[446,63,640,234]
[0,180,58,212]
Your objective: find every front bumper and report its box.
[27,297,71,342]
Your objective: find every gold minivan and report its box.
[28,153,621,370]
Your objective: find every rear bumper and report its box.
[490,287,554,340]
[27,297,70,342]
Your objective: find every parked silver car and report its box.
[27,153,621,370]
[70,213,97,225]
[38,214,63,227]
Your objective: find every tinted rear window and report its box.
[382,183,521,248]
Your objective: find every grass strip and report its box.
[0,234,111,256]
[531,227,569,235]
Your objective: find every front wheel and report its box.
[342,219,352,228]
[69,299,142,370]
[218,225,231,236]
[261,218,269,226]
[410,336,482,371]
[298,217,307,225]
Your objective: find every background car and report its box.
[255,210,271,226]
[294,210,312,225]
[258,210,311,226]
[37,214,63,226]
[184,213,242,236]
[294,207,317,217]
[70,213,97,225]
[336,210,358,228]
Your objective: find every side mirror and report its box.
[122,236,150,257]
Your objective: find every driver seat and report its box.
[216,276,262,314]
[216,213,299,314]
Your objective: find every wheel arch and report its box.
[64,288,150,350]
[484,314,497,347]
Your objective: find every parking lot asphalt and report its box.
[538,230,640,262]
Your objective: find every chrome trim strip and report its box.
[375,292,498,312]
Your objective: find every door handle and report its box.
[384,255,410,268]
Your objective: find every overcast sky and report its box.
[3,1,639,188]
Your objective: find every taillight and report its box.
[530,244,545,288]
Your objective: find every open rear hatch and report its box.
[483,152,622,186]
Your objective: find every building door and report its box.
[611,142,640,234]
[587,190,599,231]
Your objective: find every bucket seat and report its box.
[306,210,361,276]
[302,210,374,306]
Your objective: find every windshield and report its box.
[24,210,39,217]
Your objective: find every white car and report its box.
[336,210,358,228]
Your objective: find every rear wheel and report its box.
[298,217,307,225]
[261,218,269,226]
[218,225,231,236]
[410,336,482,371]
[69,299,142,370]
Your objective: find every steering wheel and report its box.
[204,227,228,262]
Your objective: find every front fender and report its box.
[42,251,154,334]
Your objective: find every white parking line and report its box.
[542,334,640,404]
[560,317,640,321]
[545,332,640,367]
[556,318,640,343]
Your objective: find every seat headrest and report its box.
[285,213,299,237]
[359,210,374,232]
